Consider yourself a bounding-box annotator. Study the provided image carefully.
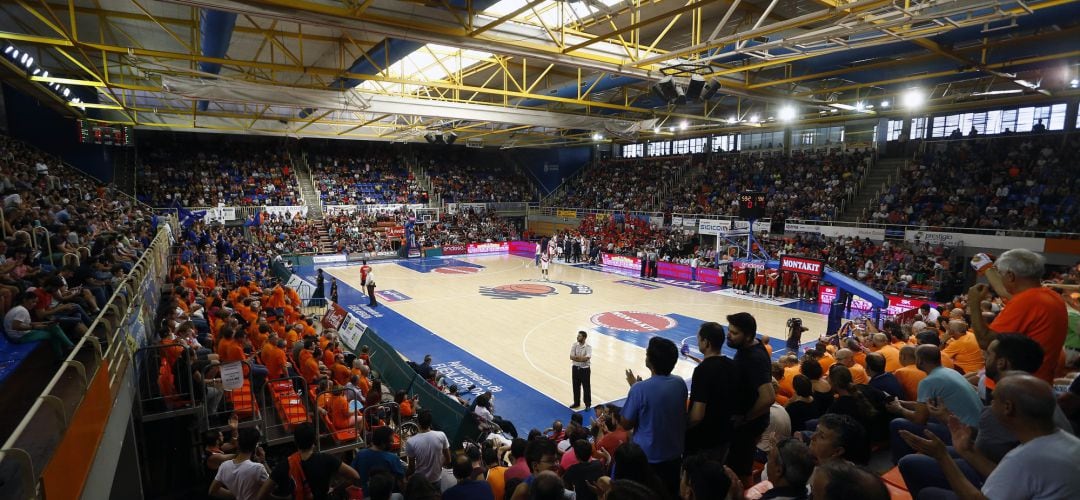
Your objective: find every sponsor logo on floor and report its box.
[375,290,411,302]
[479,279,593,300]
[591,311,678,332]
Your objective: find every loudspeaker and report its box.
[701,78,721,100]
[444,132,458,145]
[674,85,687,105]
[685,74,705,100]
[424,133,437,144]
[651,76,678,102]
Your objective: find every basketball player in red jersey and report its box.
[807,275,820,301]
[753,267,767,296]
[734,266,748,293]
[781,270,795,298]
[359,260,372,296]
[766,268,780,298]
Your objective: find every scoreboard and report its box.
[739,191,767,219]
[78,120,133,146]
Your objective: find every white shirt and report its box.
[923,307,940,324]
[404,430,451,483]
[213,458,269,500]
[981,430,1080,500]
[571,342,592,369]
[3,305,33,340]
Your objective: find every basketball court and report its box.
[298,251,827,433]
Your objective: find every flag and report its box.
[172,200,206,228]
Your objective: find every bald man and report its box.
[941,320,984,374]
[835,348,869,385]
[872,333,901,372]
[900,374,1080,499]
[893,346,926,401]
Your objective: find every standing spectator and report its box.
[967,249,1067,382]
[899,374,1080,499]
[257,423,359,499]
[404,410,451,489]
[570,330,592,409]
[483,446,507,500]
[686,322,736,460]
[725,312,775,487]
[621,336,687,497]
[503,438,530,483]
[208,427,269,500]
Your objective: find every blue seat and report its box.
[0,327,43,386]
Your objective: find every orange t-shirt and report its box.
[216,338,245,364]
[894,365,926,401]
[818,353,836,374]
[989,287,1068,382]
[941,332,985,375]
[848,363,870,385]
[852,351,867,368]
[777,365,800,398]
[263,345,287,380]
[331,363,351,387]
[877,345,901,372]
[399,399,415,419]
[330,394,353,430]
[300,355,321,383]
[487,466,507,500]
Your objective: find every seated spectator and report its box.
[893,346,927,401]
[678,454,735,500]
[562,439,604,500]
[888,345,983,464]
[744,437,814,500]
[899,374,1080,499]
[785,374,822,433]
[834,348,868,384]
[3,291,74,358]
[808,413,869,466]
[941,320,984,374]
[810,460,890,500]
[865,352,904,400]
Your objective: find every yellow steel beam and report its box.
[564,0,718,53]
[128,0,193,53]
[469,0,548,37]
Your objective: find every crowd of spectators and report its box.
[137,141,299,207]
[551,156,691,212]
[868,133,1080,232]
[249,212,323,255]
[421,155,538,204]
[2,133,149,360]
[671,151,870,220]
[323,209,407,255]
[310,152,426,206]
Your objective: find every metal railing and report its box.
[0,215,176,498]
[781,218,1080,239]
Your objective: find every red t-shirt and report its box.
[989,287,1068,382]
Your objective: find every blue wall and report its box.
[509,146,592,194]
[2,84,116,183]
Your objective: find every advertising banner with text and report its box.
[780,256,825,278]
[467,242,510,254]
[442,244,468,256]
[903,230,1044,252]
[601,253,641,271]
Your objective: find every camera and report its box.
[786,317,803,329]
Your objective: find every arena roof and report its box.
[0,0,1077,147]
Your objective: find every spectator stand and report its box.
[0,214,178,499]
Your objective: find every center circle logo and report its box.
[591,311,677,332]
[493,284,556,295]
[435,266,482,274]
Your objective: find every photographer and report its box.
[786,317,809,357]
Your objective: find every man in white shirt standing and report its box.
[405,409,451,489]
[209,427,269,500]
[570,331,592,409]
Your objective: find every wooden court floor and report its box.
[325,254,828,408]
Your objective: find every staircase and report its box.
[405,155,438,208]
[839,157,905,222]
[314,219,336,253]
[293,151,324,219]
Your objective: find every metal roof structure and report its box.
[0,0,1077,147]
